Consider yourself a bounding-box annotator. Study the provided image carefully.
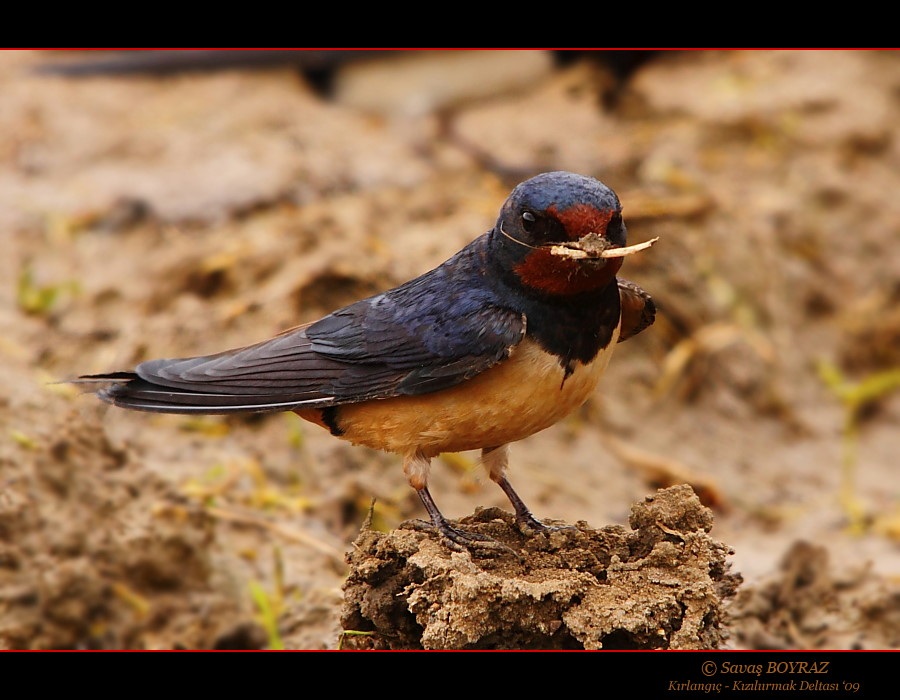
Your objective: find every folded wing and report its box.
[617,278,655,342]
[82,280,526,414]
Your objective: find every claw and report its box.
[415,487,518,556]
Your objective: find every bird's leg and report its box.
[404,449,497,551]
[482,444,552,535]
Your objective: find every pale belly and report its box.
[335,329,619,456]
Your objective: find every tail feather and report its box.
[79,373,335,415]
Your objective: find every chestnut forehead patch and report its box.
[547,204,615,241]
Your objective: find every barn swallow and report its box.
[78,171,656,550]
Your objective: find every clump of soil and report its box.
[0,408,264,650]
[340,484,741,649]
[729,540,900,650]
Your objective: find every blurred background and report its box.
[1,49,898,649]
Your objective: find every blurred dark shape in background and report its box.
[34,49,661,105]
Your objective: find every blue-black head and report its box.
[490,171,627,297]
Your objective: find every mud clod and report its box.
[341,485,740,649]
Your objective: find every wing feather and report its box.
[617,278,655,342]
[86,241,527,414]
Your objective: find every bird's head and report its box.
[491,171,647,297]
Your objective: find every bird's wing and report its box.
[83,286,526,414]
[617,278,655,342]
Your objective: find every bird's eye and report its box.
[521,210,536,231]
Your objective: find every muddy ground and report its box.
[1,50,898,650]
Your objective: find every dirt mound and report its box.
[0,407,263,649]
[341,485,740,649]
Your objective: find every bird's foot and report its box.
[515,511,553,536]
[513,511,575,537]
[413,485,520,556]
[406,518,518,556]
[492,473,571,537]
